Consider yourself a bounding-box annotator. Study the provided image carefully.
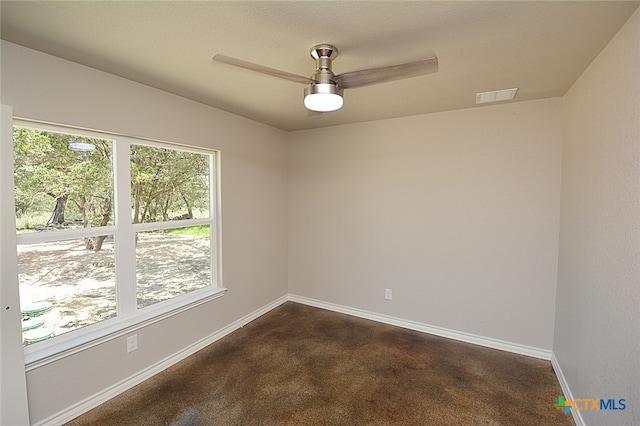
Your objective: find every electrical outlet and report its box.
[385,288,393,300]
[127,334,138,353]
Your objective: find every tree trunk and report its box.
[79,195,88,227]
[91,235,108,251]
[85,196,112,252]
[181,193,193,219]
[48,194,68,225]
[162,195,171,222]
[133,182,142,224]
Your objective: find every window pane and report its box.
[130,144,210,223]
[18,237,116,345]
[13,126,114,233]
[136,226,211,309]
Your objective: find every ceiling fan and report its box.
[213,44,438,112]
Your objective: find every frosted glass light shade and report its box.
[304,83,344,112]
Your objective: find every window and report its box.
[129,143,214,309]
[13,120,222,362]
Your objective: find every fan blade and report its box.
[334,56,438,89]
[213,54,311,85]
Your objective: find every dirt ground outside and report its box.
[18,233,210,345]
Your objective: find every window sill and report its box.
[25,287,227,370]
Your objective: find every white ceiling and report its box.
[1,1,638,131]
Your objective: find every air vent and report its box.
[476,88,518,104]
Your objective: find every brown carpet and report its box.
[66,302,573,425]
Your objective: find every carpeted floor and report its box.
[66,302,574,425]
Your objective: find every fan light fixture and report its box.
[213,43,439,114]
[304,82,344,112]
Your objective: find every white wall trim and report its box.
[1,104,31,426]
[551,353,584,426]
[37,294,559,425]
[34,295,288,426]
[288,294,552,360]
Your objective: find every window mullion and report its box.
[211,152,222,287]
[112,139,137,317]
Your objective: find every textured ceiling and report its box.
[1,1,638,131]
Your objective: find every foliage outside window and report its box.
[13,122,221,354]
[129,143,212,308]
[13,127,114,234]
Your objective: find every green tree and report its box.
[13,127,114,247]
[14,128,210,251]
[130,144,209,224]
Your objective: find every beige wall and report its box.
[288,98,563,350]
[555,8,640,426]
[1,41,289,424]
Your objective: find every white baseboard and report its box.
[287,294,552,360]
[35,295,289,426]
[37,293,557,426]
[551,353,584,426]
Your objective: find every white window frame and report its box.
[12,119,224,368]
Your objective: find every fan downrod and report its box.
[309,44,338,85]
